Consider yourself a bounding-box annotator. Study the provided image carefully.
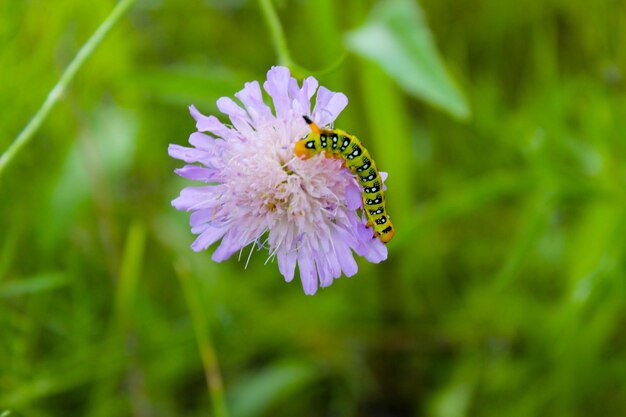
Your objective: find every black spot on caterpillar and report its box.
[366,195,382,205]
[363,183,380,194]
[294,116,394,243]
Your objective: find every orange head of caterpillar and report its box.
[294,115,322,159]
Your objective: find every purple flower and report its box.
[169,66,387,295]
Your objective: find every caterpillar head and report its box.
[294,115,322,159]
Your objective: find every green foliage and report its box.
[1,0,626,416]
[229,361,319,417]
[345,0,470,120]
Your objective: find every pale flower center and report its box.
[219,119,349,226]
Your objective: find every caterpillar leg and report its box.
[365,219,394,243]
[323,151,347,168]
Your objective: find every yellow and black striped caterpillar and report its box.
[294,116,394,243]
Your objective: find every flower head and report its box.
[169,66,387,295]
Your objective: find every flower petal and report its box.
[172,186,221,211]
[216,97,255,136]
[189,105,233,138]
[353,219,388,263]
[263,66,292,120]
[168,144,210,164]
[345,181,363,210]
[190,208,217,228]
[316,256,334,288]
[297,246,318,295]
[235,80,273,125]
[327,221,360,274]
[302,76,319,102]
[188,132,216,151]
[288,76,318,117]
[380,171,388,191]
[175,165,219,182]
[277,247,297,283]
[335,239,358,277]
[361,239,388,263]
[312,86,348,127]
[211,229,243,262]
[191,226,227,252]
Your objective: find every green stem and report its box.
[88,221,146,417]
[258,0,293,67]
[256,0,346,79]
[0,0,137,178]
[175,261,230,417]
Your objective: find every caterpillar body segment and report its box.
[294,116,395,243]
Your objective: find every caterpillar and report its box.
[294,116,394,244]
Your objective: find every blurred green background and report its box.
[1,0,626,416]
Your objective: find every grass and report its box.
[1,0,625,416]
